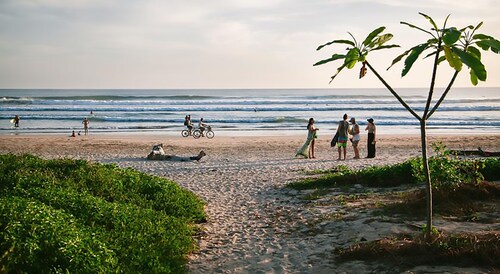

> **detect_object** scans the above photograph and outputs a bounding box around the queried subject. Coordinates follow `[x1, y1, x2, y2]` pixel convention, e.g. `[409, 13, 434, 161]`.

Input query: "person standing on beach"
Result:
[296, 118, 319, 159]
[336, 114, 349, 160]
[82, 117, 89, 135]
[365, 118, 376, 158]
[349, 117, 360, 159]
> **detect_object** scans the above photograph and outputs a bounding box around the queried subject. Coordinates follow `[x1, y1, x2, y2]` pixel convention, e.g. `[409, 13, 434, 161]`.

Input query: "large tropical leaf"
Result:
[442, 27, 461, 46]
[316, 40, 355, 51]
[363, 26, 385, 46]
[475, 38, 500, 53]
[473, 34, 493, 40]
[344, 48, 360, 69]
[452, 46, 487, 81]
[402, 43, 429, 76]
[313, 54, 346, 66]
[443, 46, 462, 71]
[470, 69, 479, 86]
[467, 46, 481, 60]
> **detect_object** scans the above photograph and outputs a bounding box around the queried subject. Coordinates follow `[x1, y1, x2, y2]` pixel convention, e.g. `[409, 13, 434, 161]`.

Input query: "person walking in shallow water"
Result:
[13, 115, 20, 127]
[82, 117, 89, 135]
[296, 118, 319, 159]
[366, 118, 376, 158]
[336, 114, 349, 160]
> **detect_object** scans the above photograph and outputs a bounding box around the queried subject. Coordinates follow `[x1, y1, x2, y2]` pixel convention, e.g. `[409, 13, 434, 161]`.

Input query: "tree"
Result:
[314, 13, 499, 240]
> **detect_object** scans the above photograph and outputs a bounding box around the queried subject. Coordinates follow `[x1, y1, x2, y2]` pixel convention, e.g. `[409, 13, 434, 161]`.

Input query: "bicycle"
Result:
[193, 125, 214, 139]
[181, 127, 194, 138]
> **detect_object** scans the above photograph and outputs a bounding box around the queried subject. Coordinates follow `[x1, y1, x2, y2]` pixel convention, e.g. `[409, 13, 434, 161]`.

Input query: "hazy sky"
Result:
[0, 0, 499, 89]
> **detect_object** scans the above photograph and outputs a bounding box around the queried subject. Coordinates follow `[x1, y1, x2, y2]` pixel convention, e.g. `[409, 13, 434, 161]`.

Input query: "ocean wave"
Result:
[2, 104, 498, 112]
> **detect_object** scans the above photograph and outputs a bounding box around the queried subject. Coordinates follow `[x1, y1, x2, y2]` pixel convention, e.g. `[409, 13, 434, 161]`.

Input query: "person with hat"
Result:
[365, 118, 376, 158]
[349, 117, 360, 159]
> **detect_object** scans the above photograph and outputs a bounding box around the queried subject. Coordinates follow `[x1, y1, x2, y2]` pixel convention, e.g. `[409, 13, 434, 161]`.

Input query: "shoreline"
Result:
[1, 134, 499, 272]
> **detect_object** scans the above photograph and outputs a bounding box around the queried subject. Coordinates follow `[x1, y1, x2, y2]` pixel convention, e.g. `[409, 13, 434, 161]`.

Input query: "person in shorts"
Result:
[349, 117, 361, 159]
[336, 113, 349, 160]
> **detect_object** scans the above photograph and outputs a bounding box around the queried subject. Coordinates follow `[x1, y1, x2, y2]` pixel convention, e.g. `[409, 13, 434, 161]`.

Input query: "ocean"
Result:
[1, 88, 499, 136]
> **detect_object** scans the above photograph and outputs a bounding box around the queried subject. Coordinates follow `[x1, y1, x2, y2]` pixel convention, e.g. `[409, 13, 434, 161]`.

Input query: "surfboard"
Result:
[10, 119, 15, 124]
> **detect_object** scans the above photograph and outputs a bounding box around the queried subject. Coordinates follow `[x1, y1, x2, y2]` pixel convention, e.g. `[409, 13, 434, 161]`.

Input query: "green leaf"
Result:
[401, 21, 434, 36]
[437, 55, 446, 65]
[459, 25, 474, 32]
[371, 44, 400, 52]
[402, 43, 429, 77]
[374, 34, 394, 47]
[452, 46, 487, 81]
[442, 28, 461, 46]
[419, 12, 439, 31]
[473, 22, 483, 31]
[344, 48, 360, 69]
[467, 46, 481, 59]
[443, 46, 462, 71]
[363, 26, 385, 46]
[329, 64, 347, 83]
[475, 38, 500, 53]
[473, 34, 493, 40]
[313, 54, 346, 66]
[387, 48, 412, 70]
[316, 40, 355, 51]
[470, 69, 478, 86]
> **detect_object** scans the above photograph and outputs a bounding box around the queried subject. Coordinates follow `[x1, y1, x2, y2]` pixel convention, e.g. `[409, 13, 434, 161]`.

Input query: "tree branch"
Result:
[365, 61, 422, 121]
[427, 70, 459, 119]
[423, 40, 442, 120]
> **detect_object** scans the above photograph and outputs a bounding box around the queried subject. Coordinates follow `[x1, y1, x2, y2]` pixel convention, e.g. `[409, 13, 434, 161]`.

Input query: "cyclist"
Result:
[198, 118, 207, 136]
[184, 115, 193, 132]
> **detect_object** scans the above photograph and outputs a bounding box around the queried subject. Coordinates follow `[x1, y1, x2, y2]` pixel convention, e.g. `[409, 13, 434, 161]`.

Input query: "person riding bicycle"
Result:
[198, 118, 207, 136]
[184, 115, 193, 131]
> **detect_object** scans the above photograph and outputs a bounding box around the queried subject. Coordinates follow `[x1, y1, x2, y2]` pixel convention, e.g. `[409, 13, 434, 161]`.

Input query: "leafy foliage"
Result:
[0, 154, 206, 273]
[390, 13, 500, 85]
[314, 27, 399, 82]
[288, 155, 499, 191]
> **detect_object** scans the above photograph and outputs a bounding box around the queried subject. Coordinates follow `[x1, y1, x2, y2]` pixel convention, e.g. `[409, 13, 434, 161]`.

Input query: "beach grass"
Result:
[0, 154, 206, 273]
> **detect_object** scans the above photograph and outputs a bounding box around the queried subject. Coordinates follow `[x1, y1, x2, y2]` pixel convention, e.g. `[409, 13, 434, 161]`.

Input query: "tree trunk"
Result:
[420, 119, 433, 241]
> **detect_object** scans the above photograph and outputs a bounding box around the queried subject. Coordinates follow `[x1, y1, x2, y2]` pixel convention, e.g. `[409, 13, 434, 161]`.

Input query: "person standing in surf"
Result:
[82, 117, 89, 135]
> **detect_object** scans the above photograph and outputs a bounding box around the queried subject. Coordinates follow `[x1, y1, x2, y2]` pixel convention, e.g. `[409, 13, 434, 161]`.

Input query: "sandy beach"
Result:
[1, 133, 499, 273]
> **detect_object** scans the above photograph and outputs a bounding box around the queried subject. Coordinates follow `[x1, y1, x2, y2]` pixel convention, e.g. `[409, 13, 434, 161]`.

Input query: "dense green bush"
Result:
[479, 157, 500, 181]
[289, 156, 499, 190]
[0, 154, 206, 273]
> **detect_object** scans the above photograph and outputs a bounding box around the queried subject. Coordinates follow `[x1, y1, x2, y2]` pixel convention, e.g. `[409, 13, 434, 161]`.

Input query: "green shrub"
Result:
[0, 154, 206, 273]
[479, 157, 500, 181]
[289, 155, 499, 191]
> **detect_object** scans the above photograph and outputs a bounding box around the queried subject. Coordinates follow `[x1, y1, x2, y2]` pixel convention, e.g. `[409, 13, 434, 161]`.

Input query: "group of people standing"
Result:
[296, 114, 376, 160]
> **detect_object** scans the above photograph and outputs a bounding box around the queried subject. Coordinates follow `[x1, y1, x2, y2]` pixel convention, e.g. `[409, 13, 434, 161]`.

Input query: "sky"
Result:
[0, 0, 499, 89]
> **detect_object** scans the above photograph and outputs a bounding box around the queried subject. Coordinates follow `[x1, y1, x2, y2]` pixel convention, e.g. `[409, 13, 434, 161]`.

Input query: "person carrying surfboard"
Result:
[13, 115, 20, 127]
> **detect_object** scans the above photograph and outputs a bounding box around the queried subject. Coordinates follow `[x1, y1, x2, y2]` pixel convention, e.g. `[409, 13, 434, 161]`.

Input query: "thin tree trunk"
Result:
[420, 119, 433, 240]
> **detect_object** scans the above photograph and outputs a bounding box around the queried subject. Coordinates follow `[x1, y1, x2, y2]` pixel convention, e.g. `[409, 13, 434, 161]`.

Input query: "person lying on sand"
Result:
[147, 144, 206, 161]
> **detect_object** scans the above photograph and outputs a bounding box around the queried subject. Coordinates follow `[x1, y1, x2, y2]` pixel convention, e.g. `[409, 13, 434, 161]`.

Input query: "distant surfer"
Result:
[13, 115, 20, 127]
